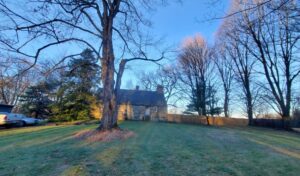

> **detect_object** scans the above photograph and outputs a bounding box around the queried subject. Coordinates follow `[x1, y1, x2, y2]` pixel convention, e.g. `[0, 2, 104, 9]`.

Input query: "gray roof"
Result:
[116, 89, 167, 107]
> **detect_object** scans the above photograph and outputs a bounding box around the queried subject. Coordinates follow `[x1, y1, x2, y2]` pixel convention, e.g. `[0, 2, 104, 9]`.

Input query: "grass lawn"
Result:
[0, 121, 300, 176]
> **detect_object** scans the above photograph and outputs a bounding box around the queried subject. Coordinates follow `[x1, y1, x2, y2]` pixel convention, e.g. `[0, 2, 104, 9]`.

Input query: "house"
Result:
[116, 85, 167, 121]
[97, 85, 167, 121]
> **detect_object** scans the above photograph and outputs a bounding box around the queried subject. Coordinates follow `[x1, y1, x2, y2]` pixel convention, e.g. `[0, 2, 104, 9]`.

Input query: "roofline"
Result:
[99, 88, 164, 94]
[118, 102, 167, 107]
[118, 88, 160, 93]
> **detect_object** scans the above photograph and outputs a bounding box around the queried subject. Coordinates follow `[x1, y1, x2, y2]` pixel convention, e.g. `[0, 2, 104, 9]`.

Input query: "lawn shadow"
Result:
[247, 137, 300, 160]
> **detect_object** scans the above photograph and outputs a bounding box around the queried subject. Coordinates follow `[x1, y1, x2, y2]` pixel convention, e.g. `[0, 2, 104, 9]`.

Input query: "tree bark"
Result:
[282, 108, 291, 130]
[98, 14, 117, 130]
[245, 76, 254, 126]
[246, 96, 254, 126]
[111, 59, 126, 126]
[206, 116, 210, 126]
[224, 88, 229, 117]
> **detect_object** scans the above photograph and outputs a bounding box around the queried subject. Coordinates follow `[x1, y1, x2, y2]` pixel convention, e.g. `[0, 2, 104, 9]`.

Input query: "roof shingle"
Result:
[116, 89, 167, 107]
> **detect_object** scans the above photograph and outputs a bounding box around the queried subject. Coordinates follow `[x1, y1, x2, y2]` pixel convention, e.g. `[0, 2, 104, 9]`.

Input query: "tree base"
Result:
[97, 122, 119, 131]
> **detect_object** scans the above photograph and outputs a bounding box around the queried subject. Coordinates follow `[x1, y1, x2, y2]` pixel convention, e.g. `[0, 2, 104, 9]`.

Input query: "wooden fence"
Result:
[161, 114, 300, 128]
[253, 118, 300, 128]
[161, 114, 248, 127]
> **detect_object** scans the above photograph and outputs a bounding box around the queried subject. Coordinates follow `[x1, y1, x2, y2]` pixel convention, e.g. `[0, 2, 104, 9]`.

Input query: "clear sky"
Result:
[151, 0, 229, 45]
[122, 0, 230, 88]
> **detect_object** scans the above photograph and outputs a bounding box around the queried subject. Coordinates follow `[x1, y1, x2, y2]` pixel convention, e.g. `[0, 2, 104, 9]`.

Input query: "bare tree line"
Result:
[139, 0, 299, 127]
[229, 0, 300, 127]
[0, 57, 39, 106]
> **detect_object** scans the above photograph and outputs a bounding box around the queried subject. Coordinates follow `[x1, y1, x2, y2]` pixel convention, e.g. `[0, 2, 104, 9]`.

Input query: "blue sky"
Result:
[2, 0, 229, 89]
[151, 0, 229, 45]
[122, 0, 230, 88]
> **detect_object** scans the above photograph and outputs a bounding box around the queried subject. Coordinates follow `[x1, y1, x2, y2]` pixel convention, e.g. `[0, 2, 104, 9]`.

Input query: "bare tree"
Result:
[0, 57, 37, 107]
[139, 66, 180, 106]
[139, 72, 157, 91]
[235, 0, 300, 127]
[207, 0, 297, 21]
[177, 34, 215, 125]
[0, 0, 168, 130]
[230, 37, 257, 125]
[216, 15, 259, 125]
[213, 42, 235, 117]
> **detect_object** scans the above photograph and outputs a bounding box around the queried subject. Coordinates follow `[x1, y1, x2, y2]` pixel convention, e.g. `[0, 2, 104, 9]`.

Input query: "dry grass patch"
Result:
[74, 128, 135, 142]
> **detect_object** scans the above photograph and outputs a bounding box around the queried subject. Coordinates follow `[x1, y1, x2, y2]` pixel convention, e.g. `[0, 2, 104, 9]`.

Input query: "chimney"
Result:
[135, 85, 139, 90]
[156, 85, 164, 94]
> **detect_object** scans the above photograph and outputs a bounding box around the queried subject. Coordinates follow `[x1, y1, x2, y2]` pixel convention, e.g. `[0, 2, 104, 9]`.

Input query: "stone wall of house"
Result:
[117, 103, 167, 121]
[117, 104, 133, 120]
[92, 103, 167, 121]
[155, 106, 167, 121]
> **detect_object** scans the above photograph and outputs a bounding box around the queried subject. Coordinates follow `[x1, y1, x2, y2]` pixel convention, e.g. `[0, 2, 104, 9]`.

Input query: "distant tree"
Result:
[139, 66, 180, 106]
[140, 72, 156, 91]
[19, 82, 53, 118]
[0, 58, 37, 106]
[217, 21, 258, 125]
[234, 0, 300, 127]
[214, 0, 299, 127]
[177, 34, 217, 125]
[213, 42, 235, 117]
[185, 82, 222, 117]
[206, 83, 222, 117]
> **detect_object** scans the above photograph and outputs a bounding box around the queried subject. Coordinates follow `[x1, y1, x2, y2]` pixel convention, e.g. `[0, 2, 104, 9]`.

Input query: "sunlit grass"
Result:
[0, 121, 299, 176]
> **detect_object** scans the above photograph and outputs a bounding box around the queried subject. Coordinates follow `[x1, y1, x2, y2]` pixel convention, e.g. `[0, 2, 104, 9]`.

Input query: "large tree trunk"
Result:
[98, 16, 117, 130]
[281, 82, 291, 129]
[99, 57, 116, 130]
[197, 108, 209, 126]
[201, 79, 206, 116]
[282, 70, 292, 129]
[245, 78, 254, 126]
[246, 97, 253, 126]
[111, 60, 126, 126]
[206, 116, 210, 126]
[224, 88, 229, 117]
[282, 106, 291, 130]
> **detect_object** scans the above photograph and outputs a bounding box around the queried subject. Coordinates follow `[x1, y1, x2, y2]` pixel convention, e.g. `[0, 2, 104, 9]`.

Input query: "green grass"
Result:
[0, 121, 300, 176]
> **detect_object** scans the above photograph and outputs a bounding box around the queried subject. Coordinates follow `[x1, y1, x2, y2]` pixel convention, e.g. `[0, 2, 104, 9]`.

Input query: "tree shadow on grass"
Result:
[0, 125, 94, 152]
[247, 138, 300, 160]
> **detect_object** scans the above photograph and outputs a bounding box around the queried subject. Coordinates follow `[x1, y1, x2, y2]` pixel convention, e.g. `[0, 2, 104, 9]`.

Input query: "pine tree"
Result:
[50, 49, 100, 121]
